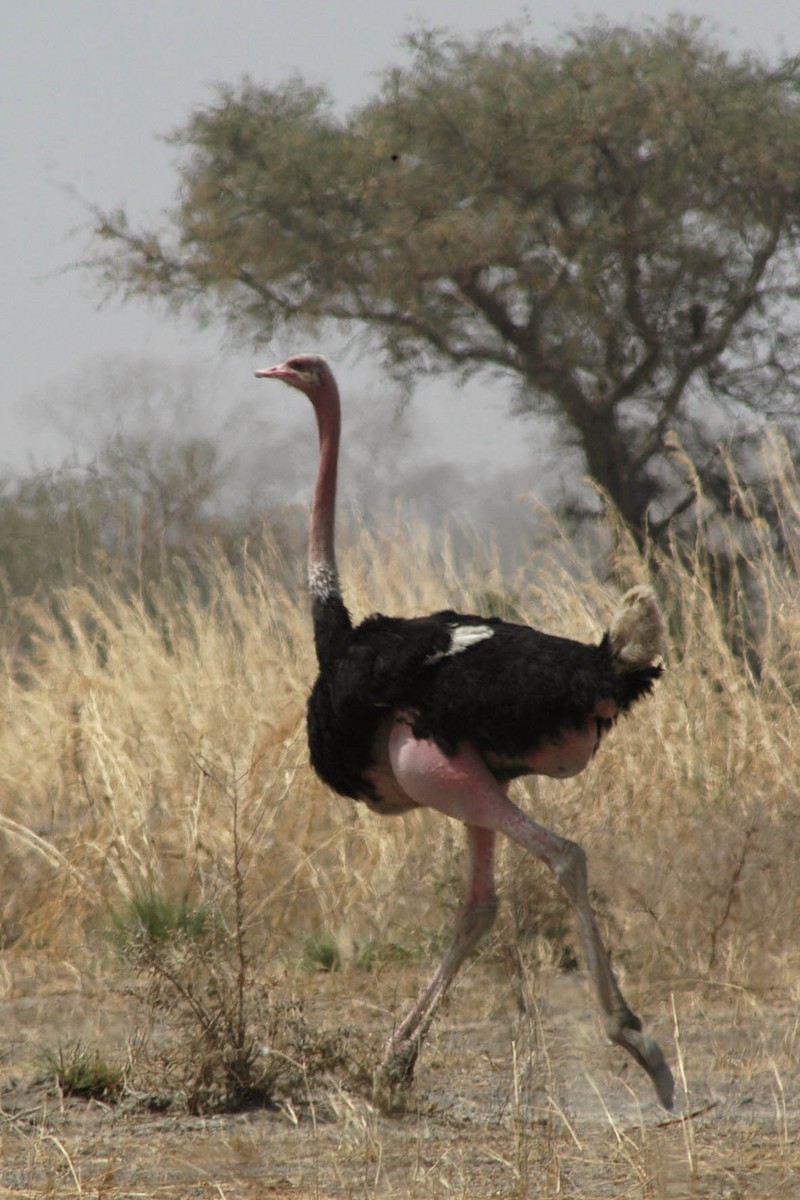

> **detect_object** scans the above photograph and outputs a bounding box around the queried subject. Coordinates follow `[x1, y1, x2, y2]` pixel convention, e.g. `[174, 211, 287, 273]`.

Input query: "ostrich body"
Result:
[255, 353, 674, 1109]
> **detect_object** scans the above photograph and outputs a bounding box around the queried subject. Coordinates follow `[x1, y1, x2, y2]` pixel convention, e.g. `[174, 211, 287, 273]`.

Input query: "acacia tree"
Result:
[92, 19, 800, 544]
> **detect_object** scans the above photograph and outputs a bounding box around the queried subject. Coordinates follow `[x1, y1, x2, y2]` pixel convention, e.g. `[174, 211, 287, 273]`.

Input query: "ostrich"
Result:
[255, 352, 674, 1109]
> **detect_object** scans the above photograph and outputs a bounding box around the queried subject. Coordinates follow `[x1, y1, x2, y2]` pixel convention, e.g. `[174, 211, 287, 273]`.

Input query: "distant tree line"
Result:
[0, 442, 307, 618]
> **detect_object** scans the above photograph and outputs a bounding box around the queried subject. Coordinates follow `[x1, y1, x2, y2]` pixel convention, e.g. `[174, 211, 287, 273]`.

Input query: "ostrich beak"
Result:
[255, 361, 309, 394]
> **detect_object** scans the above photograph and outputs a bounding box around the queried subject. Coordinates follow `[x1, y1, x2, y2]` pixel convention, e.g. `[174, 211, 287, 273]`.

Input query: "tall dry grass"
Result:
[0, 435, 797, 1002]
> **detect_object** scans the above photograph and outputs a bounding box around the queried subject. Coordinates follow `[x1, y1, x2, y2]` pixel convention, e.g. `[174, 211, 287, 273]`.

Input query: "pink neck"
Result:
[308, 374, 341, 599]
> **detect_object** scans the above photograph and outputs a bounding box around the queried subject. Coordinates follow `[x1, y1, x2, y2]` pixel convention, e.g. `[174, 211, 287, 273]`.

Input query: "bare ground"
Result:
[1, 954, 798, 1199]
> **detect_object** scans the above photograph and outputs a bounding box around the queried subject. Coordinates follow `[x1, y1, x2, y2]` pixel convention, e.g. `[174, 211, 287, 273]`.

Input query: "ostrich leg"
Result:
[378, 824, 498, 1086]
[548, 822, 674, 1106]
[387, 721, 675, 1109]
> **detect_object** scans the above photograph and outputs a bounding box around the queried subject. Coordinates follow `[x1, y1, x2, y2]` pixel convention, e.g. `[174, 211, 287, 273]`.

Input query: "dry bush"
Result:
[0, 438, 797, 1015]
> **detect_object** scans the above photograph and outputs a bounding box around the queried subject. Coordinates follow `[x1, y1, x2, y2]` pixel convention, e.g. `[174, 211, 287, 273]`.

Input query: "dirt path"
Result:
[1, 956, 797, 1198]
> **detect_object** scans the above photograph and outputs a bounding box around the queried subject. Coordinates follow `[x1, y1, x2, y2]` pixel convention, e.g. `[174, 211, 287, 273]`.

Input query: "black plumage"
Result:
[307, 598, 662, 802]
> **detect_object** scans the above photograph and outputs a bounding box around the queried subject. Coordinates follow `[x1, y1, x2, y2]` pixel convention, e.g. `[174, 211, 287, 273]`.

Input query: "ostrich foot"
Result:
[375, 1034, 420, 1090]
[609, 1015, 675, 1109]
[372, 1037, 422, 1109]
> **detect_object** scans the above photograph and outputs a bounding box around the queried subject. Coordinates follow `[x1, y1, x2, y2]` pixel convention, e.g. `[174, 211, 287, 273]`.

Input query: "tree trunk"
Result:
[571, 400, 654, 548]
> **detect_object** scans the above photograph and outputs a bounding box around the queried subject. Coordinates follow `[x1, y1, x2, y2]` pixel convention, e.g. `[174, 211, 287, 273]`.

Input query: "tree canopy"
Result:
[92, 18, 800, 544]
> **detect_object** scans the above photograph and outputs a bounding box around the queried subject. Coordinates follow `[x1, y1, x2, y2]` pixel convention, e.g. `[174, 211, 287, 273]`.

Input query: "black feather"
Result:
[307, 609, 661, 802]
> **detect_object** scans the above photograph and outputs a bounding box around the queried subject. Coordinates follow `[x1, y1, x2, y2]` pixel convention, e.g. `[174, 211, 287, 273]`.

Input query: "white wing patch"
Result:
[426, 623, 494, 664]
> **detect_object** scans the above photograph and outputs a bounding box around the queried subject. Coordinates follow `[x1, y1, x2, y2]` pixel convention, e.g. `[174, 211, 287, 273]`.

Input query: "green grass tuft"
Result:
[39, 1041, 125, 1102]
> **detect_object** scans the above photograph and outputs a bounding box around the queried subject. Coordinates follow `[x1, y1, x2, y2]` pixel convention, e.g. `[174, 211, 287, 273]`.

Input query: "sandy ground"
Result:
[1, 954, 798, 1198]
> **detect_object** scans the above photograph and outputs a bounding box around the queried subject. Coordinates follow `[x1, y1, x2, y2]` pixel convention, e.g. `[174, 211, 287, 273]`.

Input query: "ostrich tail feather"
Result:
[607, 585, 665, 670]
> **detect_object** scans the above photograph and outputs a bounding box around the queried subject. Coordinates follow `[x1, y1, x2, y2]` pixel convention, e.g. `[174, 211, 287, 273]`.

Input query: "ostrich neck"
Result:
[309, 380, 341, 601]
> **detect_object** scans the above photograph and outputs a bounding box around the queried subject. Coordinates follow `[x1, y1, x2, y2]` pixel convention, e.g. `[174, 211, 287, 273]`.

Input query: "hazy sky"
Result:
[3, 1, 799, 482]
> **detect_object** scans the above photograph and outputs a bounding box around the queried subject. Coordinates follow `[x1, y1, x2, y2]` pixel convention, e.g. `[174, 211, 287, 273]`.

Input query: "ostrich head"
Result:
[254, 352, 331, 396]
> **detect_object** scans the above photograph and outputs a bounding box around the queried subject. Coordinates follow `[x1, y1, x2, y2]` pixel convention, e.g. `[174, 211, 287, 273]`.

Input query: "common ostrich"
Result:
[255, 353, 674, 1109]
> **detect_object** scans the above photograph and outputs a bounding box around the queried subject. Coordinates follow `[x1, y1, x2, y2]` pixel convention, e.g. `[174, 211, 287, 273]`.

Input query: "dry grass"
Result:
[0, 436, 798, 1196]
